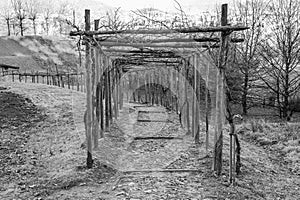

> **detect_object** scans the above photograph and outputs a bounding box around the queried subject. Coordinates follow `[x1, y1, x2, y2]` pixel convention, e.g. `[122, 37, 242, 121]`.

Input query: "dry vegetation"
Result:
[0, 82, 299, 199]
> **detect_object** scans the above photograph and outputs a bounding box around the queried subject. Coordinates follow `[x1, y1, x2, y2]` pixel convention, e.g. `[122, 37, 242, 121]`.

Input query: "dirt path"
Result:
[1, 81, 299, 200]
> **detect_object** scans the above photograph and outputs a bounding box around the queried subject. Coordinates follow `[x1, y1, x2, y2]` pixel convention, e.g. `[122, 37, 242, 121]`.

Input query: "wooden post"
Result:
[169, 67, 172, 109]
[85, 9, 93, 169]
[46, 69, 49, 85]
[128, 72, 132, 101]
[149, 70, 152, 105]
[105, 56, 110, 131]
[151, 69, 155, 105]
[99, 52, 104, 137]
[113, 61, 118, 119]
[194, 54, 200, 144]
[213, 4, 229, 175]
[119, 69, 124, 109]
[61, 74, 64, 88]
[68, 74, 70, 89]
[94, 47, 100, 149]
[205, 56, 210, 153]
[108, 59, 113, 122]
[136, 71, 140, 103]
[192, 56, 196, 137]
[144, 71, 148, 103]
[185, 61, 191, 134]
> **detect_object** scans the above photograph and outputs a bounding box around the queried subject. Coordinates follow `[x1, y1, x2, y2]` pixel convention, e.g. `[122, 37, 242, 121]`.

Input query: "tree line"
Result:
[229, 0, 300, 120]
[1, 0, 76, 36]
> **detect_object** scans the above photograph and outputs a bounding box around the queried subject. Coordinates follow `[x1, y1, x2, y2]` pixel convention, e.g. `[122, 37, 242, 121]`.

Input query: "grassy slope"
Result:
[0, 36, 80, 73]
[0, 81, 299, 199]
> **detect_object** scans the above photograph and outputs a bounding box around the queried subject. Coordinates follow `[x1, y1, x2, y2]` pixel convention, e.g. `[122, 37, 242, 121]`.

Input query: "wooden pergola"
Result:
[70, 4, 248, 184]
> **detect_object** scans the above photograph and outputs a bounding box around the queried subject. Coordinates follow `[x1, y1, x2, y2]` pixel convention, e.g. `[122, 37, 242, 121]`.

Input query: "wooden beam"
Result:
[213, 3, 229, 176]
[133, 136, 183, 140]
[85, 9, 93, 169]
[97, 41, 219, 49]
[70, 25, 249, 36]
[195, 54, 200, 144]
[94, 47, 99, 149]
[205, 56, 210, 153]
[98, 37, 244, 44]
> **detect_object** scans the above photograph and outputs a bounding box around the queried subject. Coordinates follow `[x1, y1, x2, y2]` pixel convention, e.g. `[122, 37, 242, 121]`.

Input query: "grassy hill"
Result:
[0, 36, 81, 73]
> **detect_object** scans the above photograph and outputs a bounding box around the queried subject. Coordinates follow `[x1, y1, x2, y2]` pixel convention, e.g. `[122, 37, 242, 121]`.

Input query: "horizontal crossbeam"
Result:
[70, 25, 248, 36]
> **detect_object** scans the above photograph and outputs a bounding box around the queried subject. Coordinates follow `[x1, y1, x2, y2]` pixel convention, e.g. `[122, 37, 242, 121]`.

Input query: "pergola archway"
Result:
[70, 4, 248, 183]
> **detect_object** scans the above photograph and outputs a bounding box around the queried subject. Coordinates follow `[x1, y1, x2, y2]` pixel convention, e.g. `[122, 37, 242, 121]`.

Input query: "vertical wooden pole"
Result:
[159, 69, 163, 106]
[113, 62, 118, 119]
[105, 56, 110, 131]
[108, 58, 113, 122]
[144, 71, 148, 103]
[84, 9, 93, 168]
[136, 71, 140, 103]
[185, 61, 191, 134]
[205, 56, 210, 153]
[151, 69, 155, 105]
[213, 4, 229, 175]
[169, 67, 173, 109]
[192, 56, 196, 137]
[46, 69, 49, 85]
[128, 72, 131, 101]
[94, 47, 100, 149]
[119, 67, 123, 110]
[99, 52, 104, 137]
[149, 70, 152, 105]
[195, 54, 200, 144]
[116, 66, 119, 116]
[68, 74, 70, 89]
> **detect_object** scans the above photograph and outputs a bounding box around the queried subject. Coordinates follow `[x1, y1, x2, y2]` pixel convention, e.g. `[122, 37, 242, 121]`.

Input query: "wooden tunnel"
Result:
[70, 4, 248, 183]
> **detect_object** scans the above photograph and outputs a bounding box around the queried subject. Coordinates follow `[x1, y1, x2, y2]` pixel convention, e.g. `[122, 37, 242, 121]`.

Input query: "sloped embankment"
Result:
[0, 36, 80, 73]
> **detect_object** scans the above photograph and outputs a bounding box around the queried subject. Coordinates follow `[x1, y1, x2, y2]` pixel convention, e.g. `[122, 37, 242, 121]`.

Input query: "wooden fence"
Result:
[3, 71, 86, 92]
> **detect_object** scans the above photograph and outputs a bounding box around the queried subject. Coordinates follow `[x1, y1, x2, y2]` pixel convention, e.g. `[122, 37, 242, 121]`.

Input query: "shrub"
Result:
[289, 98, 300, 112]
[250, 119, 266, 132]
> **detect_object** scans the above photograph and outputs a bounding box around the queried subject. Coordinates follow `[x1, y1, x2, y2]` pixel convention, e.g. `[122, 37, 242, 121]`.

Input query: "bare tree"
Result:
[54, 1, 72, 35]
[101, 7, 132, 31]
[11, 0, 26, 36]
[232, 0, 268, 115]
[41, 1, 53, 35]
[26, 0, 40, 35]
[259, 0, 300, 120]
[1, 1, 13, 36]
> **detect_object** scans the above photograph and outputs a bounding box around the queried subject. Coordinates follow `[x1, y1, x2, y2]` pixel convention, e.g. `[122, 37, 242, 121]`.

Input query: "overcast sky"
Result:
[98, 0, 234, 13]
[101, 0, 233, 9]
[0, 0, 236, 16]
[68, 0, 236, 15]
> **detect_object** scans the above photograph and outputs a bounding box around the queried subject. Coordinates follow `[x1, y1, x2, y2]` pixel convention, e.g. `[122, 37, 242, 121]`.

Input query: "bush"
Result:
[289, 98, 300, 112]
[250, 119, 266, 132]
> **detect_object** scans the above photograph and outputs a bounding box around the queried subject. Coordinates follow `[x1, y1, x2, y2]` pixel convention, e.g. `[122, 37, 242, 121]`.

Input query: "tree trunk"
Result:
[45, 18, 49, 35]
[282, 69, 289, 119]
[276, 77, 282, 118]
[33, 19, 36, 35]
[6, 19, 11, 36]
[20, 18, 24, 36]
